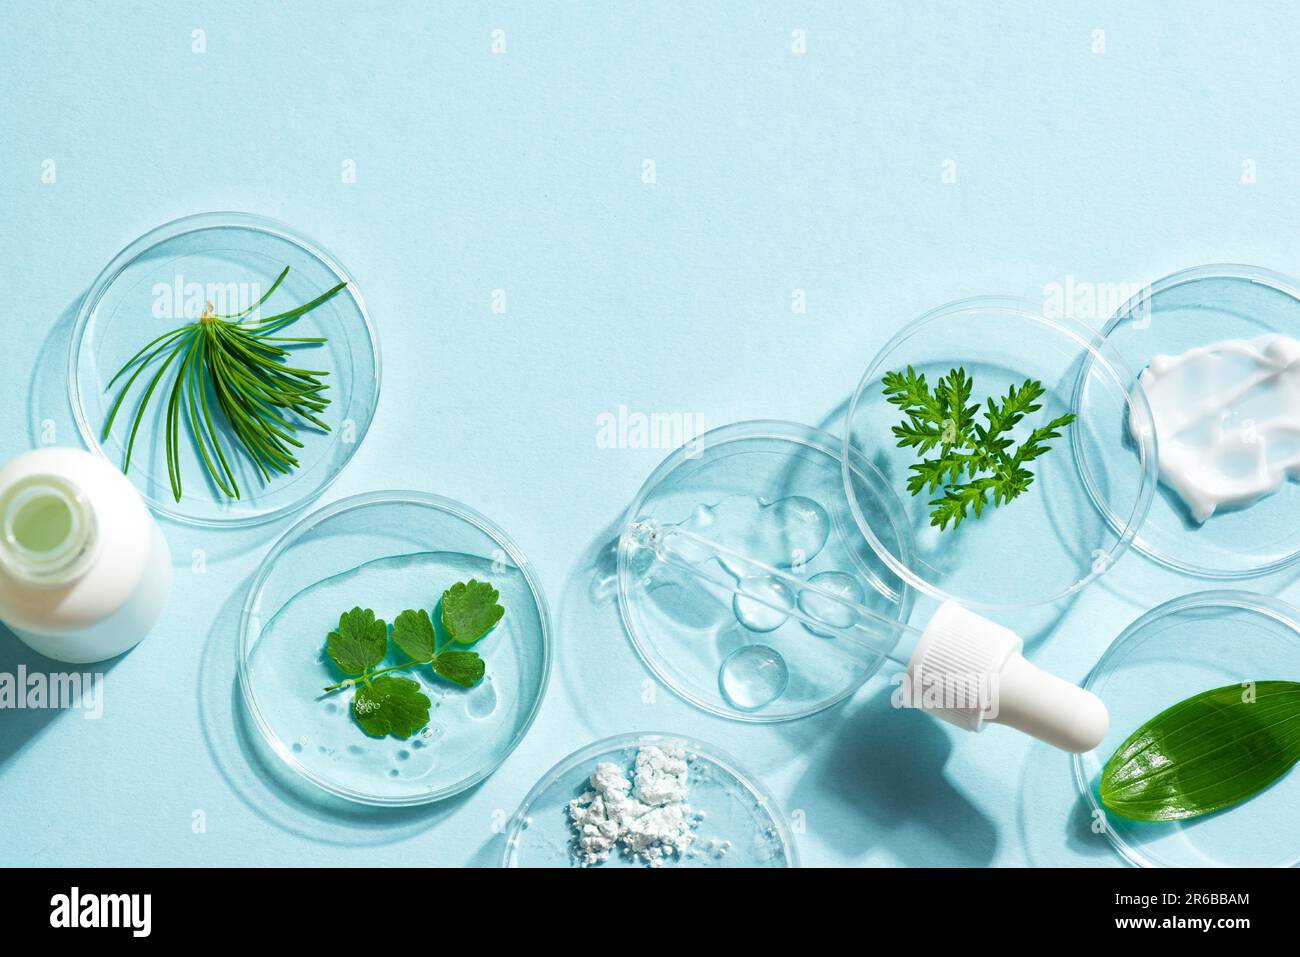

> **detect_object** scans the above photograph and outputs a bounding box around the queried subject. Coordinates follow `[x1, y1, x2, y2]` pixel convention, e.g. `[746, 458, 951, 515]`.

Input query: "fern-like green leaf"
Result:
[883, 368, 1075, 531]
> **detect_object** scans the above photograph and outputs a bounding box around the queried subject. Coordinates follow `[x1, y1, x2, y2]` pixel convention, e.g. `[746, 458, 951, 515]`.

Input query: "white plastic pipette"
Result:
[626, 518, 1108, 752]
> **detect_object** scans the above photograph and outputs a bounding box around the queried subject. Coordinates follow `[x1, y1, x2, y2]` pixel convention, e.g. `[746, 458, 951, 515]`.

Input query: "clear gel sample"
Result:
[679, 494, 831, 576]
[732, 575, 795, 632]
[797, 570, 866, 638]
[719, 645, 790, 712]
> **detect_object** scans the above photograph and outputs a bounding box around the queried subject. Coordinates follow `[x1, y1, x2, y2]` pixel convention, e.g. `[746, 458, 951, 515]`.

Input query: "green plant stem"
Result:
[321, 636, 469, 693]
[322, 658, 428, 693]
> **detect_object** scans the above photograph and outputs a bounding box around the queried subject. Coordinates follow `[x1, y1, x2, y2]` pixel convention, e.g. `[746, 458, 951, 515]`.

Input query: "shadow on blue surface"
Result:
[1011, 736, 1117, 867]
[0, 622, 127, 769]
[1065, 790, 1118, 861]
[788, 684, 999, 866]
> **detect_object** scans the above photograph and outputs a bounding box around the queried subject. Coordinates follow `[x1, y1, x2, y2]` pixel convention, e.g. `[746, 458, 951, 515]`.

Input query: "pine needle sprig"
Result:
[101, 266, 344, 502]
[882, 365, 1076, 531]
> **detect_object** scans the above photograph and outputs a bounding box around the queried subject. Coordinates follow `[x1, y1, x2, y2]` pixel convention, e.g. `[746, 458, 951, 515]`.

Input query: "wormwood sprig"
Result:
[882, 366, 1076, 530]
[322, 580, 505, 739]
[100, 266, 344, 502]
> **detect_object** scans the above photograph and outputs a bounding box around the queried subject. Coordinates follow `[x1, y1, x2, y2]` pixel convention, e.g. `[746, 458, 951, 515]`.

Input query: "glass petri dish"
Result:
[1074, 590, 1300, 867]
[69, 212, 380, 527]
[501, 732, 797, 868]
[238, 491, 551, 806]
[1093, 265, 1300, 577]
[617, 420, 914, 722]
[845, 297, 1157, 611]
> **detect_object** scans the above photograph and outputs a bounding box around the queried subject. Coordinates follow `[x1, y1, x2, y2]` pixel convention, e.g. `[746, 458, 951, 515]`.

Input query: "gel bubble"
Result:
[680, 495, 831, 577]
[732, 576, 794, 632]
[797, 571, 865, 638]
[718, 645, 790, 712]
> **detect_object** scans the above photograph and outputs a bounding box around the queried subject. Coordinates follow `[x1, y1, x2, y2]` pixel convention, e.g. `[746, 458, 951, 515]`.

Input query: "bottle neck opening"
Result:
[0, 475, 98, 584]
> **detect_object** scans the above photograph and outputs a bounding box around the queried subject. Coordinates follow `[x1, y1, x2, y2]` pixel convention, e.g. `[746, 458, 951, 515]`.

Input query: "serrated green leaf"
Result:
[432, 650, 486, 689]
[326, 607, 387, 675]
[441, 579, 504, 646]
[882, 367, 1074, 532]
[391, 607, 436, 661]
[352, 675, 431, 738]
[1100, 681, 1300, 822]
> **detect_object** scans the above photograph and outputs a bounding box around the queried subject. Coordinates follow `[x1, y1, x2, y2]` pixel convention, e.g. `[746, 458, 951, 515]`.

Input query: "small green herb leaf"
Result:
[432, 650, 486, 689]
[327, 607, 388, 675]
[441, 579, 504, 645]
[1100, 681, 1300, 822]
[351, 675, 431, 739]
[391, 608, 437, 661]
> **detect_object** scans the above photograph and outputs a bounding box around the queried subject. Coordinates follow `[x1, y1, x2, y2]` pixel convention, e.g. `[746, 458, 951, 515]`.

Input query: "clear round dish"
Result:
[237, 490, 551, 806]
[70, 212, 380, 527]
[1094, 265, 1300, 577]
[845, 297, 1157, 610]
[501, 732, 798, 868]
[1074, 590, 1300, 867]
[617, 420, 914, 722]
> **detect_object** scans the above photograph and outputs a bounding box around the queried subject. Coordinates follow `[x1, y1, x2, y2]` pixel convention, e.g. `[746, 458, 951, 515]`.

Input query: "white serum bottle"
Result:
[0, 447, 171, 663]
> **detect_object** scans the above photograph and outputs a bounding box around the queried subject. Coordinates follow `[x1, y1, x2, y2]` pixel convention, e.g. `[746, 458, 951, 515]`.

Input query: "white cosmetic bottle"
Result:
[0, 448, 171, 664]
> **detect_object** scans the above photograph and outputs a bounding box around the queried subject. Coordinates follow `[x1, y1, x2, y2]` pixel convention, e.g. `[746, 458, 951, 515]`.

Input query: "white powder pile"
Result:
[568, 745, 695, 866]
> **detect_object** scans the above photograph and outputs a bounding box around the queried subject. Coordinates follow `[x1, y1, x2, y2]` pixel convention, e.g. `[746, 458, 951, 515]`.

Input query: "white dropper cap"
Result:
[904, 601, 1108, 753]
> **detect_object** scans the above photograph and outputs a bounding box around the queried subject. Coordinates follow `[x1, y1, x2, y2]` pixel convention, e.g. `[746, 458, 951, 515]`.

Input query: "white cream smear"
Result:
[1134, 334, 1300, 522]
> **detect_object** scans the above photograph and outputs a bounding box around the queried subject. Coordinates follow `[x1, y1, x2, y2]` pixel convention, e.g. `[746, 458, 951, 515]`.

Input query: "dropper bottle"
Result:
[628, 518, 1108, 752]
[0, 448, 171, 663]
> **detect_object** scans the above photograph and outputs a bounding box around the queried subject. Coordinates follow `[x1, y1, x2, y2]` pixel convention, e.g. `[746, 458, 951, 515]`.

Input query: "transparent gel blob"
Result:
[465, 678, 498, 720]
[680, 495, 830, 576]
[732, 576, 794, 632]
[797, 571, 866, 638]
[718, 645, 790, 712]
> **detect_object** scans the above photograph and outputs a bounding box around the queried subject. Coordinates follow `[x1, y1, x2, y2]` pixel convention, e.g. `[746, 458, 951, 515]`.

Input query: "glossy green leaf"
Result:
[326, 607, 387, 675]
[1100, 681, 1300, 822]
[432, 650, 486, 689]
[352, 675, 431, 739]
[441, 579, 504, 645]
[391, 608, 437, 661]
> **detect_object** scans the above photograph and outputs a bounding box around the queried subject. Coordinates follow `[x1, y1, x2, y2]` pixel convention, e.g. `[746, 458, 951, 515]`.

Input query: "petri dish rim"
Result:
[67, 210, 382, 529]
[1093, 263, 1300, 578]
[237, 489, 553, 807]
[499, 730, 799, 868]
[1071, 589, 1300, 868]
[843, 295, 1158, 611]
[617, 418, 916, 724]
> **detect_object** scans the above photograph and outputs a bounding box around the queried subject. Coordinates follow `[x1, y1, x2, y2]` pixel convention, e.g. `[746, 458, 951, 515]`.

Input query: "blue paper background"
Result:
[3, 1, 1300, 867]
